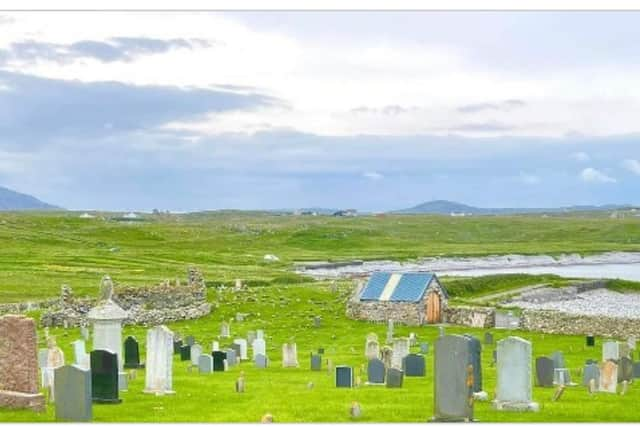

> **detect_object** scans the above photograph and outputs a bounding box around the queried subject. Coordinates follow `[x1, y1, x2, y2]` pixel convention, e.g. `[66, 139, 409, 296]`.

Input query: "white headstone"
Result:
[282, 343, 299, 368]
[603, 341, 619, 361]
[143, 325, 175, 395]
[190, 344, 203, 366]
[220, 322, 230, 338]
[252, 338, 266, 360]
[494, 336, 538, 412]
[72, 339, 90, 370]
[233, 338, 249, 360]
[212, 341, 220, 352]
[391, 338, 409, 370]
[257, 330, 265, 340]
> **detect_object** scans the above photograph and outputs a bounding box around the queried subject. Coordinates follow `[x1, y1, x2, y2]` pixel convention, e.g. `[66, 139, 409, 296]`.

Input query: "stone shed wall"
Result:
[520, 309, 640, 338]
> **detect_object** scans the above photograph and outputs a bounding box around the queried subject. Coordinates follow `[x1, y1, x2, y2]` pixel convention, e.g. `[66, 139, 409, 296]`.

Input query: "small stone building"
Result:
[346, 272, 448, 326]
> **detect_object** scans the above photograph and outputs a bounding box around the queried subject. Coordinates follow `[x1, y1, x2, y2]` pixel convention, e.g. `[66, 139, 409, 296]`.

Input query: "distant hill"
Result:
[393, 199, 637, 215]
[0, 186, 60, 210]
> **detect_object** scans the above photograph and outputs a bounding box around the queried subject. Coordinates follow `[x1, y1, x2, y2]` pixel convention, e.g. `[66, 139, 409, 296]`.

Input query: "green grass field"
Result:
[1, 211, 640, 422]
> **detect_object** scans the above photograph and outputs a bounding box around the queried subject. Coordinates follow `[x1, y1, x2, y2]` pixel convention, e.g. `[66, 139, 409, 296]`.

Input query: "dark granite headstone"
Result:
[386, 368, 404, 388]
[173, 340, 183, 355]
[586, 335, 595, 347]
[433, 335, 473, 422]
[403, 354, 426, 377]
[124, 336, 144, 369]
[212, 351, 226, 371]
[54, 365, 92, 421]
[535, 356, 554, 387]
[618, 356, 633, 383]
[180, 345, 191, 361]
[464, 334, 482, 392]
[311, 354, 322, 371]
[336, 366, 353, 388]
[90, 350, 120, 403]
[367, 358, 385, 384]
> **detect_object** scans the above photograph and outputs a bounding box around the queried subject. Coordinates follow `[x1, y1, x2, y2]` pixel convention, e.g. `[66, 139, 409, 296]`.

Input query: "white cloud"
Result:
[519, 172, 540, 185]
[580, 167, 617, 183]
[622, 159, 640, 175]
[570, 151, 590, 162]
[363, 171, 384, 180]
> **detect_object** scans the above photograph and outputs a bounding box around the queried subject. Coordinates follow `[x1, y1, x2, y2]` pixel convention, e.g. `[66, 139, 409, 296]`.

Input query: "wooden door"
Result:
[426, 292, 441, 324]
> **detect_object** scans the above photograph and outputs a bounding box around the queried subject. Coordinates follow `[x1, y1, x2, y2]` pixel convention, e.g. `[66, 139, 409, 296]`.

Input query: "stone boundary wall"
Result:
[520, 309, 640, 338]
[444, 306, 496, 328]
[36, 267, 211, 327]
[0, 300, 58, 316]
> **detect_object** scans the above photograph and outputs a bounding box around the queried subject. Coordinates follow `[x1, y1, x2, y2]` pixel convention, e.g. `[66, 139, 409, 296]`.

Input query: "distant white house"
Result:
[79, 212, 95, 219]
[450, 212, 471, 217]
[123, 212, 139, 219]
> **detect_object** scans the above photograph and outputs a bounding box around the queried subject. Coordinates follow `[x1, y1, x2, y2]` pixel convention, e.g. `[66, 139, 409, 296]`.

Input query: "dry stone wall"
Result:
[520, 309, 640, 338]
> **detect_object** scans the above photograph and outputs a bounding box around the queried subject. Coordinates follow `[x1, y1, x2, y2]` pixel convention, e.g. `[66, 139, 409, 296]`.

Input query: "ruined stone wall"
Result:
[444, 305, 496, 328]
[520, 309, 640, 338]
[39, 267, 211, 327]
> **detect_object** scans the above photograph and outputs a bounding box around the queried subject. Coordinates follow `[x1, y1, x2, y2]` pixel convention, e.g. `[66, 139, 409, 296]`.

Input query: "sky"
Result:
[1, 11, 639, 211]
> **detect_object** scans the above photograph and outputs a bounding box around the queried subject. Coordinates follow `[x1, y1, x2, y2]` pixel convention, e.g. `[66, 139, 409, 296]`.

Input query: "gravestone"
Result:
[199, 354, 213, 374]
[484, 332, 494, 345]
[535, 357, 554, 387]
[211, 341, 219, 352]
[494, 336, 538, 412]
[603, 341, 619, 362]
[212, 351, 227, 371]
[599, 360, 618, 393]
[226, 349, 238, 367]
[409, 332, 417, 346]
[252, 338, 266, 360]
[257, 329, 265, 340]
[386, 368, 404, 388]
[381, 346, 394, 369]
[282, 343, 299, 368]
[620, 342, 632, 359]
[173, 340, 183, 355]
[336, 366, 353, 388]
[255, 354, 268, 369]
[553, 368, 570, 386]
[231, 343, 242, 360]
[180, 345, 191, 362]
[551, 351, 571, 383]
[220, 322, 230, 338]
[0, 315, 45, 411]
[90, 350, 121, 403]
[54, 365, 92, 422]
[124, 336, 144, 369]
[631, 361, 640, 379]
[191, 344, 203, 367]
[386, 320, 394, 344]
[43, 337, 65, 402]
[143, 325, 174, 395]
[365, 333, 380, 360]
[582, 363, 600, 388]
[391, 338, 410, 370]
[618, 356, 633, 383]
[318, 348, 325, 355]
[73, 339, 90, 370]
[403, 354, 426, 377]
[233, 338, 248, 360]
[87, 276, 128, 391]
[311, 354, 322, 371]
[38, 349, 49, 387]
[433, 335, 474, 422]
[185, 336, 195, 347]
[367, 358, 385, 384]
[586, 335, 595, 347]
[464, 334, 483, 392]
[420, 342, 429, 354]
[314, 316, 322, 328]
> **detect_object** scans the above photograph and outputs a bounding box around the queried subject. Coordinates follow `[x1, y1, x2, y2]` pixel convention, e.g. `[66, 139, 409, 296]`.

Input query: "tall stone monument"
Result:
[144, 325, 175, 395]
[87, 275, 129, 391]
[0, 315, 45, 411]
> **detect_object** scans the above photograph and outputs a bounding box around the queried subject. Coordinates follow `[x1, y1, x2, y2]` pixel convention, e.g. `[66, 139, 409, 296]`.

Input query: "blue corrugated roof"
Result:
[359, 272, 436, 302]
[359, 272, 391, 300]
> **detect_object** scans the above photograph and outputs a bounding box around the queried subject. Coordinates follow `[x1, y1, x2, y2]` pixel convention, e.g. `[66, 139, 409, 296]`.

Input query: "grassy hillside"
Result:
[1, 211, 639, 302]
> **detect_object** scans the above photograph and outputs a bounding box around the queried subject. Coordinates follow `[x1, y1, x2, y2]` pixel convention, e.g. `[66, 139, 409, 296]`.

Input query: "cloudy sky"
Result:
[1, 11, 639, 211]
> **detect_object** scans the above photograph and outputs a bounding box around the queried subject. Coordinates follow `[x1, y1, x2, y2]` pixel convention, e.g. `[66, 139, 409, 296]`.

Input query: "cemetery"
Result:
[1, 212, 640, 421]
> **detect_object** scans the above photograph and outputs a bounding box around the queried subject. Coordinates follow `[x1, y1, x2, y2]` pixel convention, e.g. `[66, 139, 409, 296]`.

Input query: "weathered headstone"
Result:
[484, 332, 494, 345]
[582, 363, 600, 389]
[409, 332, 417, 346]
[282, 343, 299, 368]
[198, 354, 213, 374]
[386, 368, 404, 388]
[618, 356, 633, 383]
[386, 319, 394, 344]
[87, 276, 128, 391]
[551, 351, 566, 369]
[313, 316, 322, 328]
[367, 358, 385, 384]
[599, 360, 618, 393]
[43, 337, 65, 402]
[72, 339, 90, 370]
[143, 325, 174, 395]
[255, 354, 268, 369]
[403, 354, 426, 377]
[124, 336, 144, 369]
[619, 342, 632, 359]
[433, 335, 473, 422]
[180, 345, 191, 362]
[438, 326, 445, 337]
[419, 343, 429, 355]
[336, 366, 353, 388]
[391, 338, 410, 370]
[252, 338, 266, 360]
[212, 351, 227, 371]
[54, 365, 92, 422]
[226, 349, 238, 367]
[553, 368, 570, 386]
[220, 321, 230, 338]
[535, 357, 554, 387]
[233, 338, 248, 360]
[90, 349, 121, 403]
[256, 329, 265, 340]
[586, 335, 595, 347]
[464, 334, 483, 392]
[365, 333, 380, 360]
[0, 315, 45, 411]
[494, 337, 538, 412]
[185, 335, 195, 347]
[311, 353, 322, 371]
[190, 344, 203, 367]
[211, 341, 219, 352]
[603, 341, 619, 362]
[381, 346, 393, 369]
